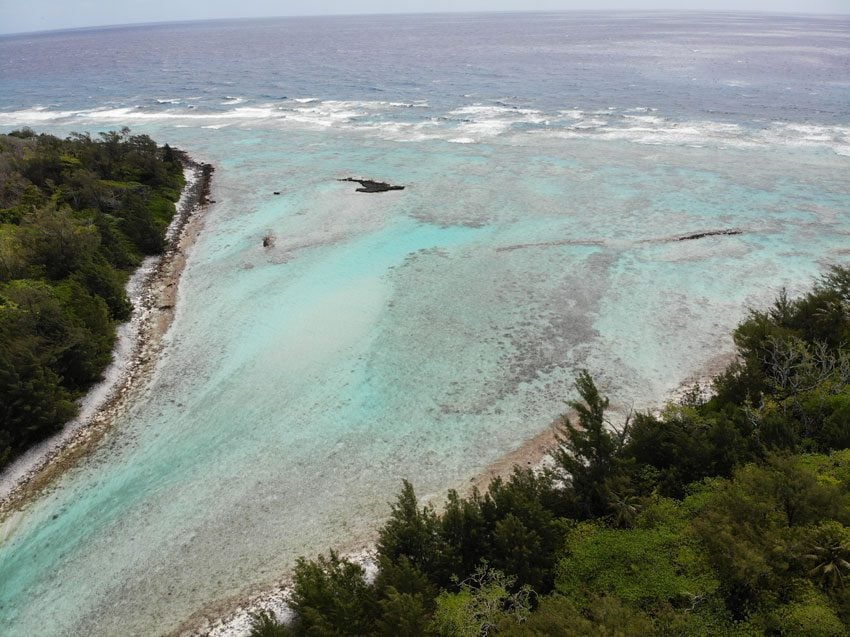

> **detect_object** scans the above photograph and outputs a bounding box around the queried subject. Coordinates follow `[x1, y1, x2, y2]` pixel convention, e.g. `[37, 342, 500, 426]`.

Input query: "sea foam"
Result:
[3, 102, 846, 155]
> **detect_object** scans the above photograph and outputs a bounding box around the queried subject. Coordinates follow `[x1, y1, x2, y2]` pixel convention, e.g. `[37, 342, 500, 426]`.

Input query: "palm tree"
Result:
[804, 534, 850, 590]
[607, 491, 642, 529]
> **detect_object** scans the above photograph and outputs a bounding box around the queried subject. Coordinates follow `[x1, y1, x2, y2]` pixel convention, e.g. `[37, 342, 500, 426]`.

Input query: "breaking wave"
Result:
[1, 100, 848, 156]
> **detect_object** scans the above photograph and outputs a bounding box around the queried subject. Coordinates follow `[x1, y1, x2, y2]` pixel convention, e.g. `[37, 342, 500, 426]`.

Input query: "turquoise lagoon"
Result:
[0, 12, 849, 635]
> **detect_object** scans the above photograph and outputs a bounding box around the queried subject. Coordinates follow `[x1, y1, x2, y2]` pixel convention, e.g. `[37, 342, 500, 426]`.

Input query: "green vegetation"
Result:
[251, 269, 850, 636]
[0, 127, 185, 468]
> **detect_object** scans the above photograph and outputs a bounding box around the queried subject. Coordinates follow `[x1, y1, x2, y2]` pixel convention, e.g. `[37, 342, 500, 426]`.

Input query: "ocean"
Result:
[0, 11, 848, 635]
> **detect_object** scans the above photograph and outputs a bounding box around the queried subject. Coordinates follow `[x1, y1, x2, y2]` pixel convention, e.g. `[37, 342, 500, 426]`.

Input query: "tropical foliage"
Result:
[252, 269, 850, 636]
[0, 128, 184, 467]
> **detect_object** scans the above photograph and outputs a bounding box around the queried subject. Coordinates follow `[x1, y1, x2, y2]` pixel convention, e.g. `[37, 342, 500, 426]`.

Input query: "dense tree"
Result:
[555, 519, 717, 612]
[287, 551, 379, 636]
[252, 271, 850, 636]
[551, 370, 627, 518]
[438, 489, 488, 583]
[377, 480, 446, 586]
[499, 593, 655, 637]
[0, 130, 184, 467]
[692, 455, 846, 617]
[623, 405, 754, 497]
[375, 588, 429, 637]
[479, 469, 567, 593]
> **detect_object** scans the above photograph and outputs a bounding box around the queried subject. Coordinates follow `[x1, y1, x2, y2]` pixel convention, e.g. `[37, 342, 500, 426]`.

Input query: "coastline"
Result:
[0, 154, 214, 519]
[0, 140, 742, 634]
[189, 351, 740, 637]
[185, 427, 563, 636]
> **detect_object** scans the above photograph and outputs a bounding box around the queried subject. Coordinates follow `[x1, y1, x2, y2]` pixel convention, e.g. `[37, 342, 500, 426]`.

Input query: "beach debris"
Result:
[338, 177, 405, 193]
[273, 191, 280, 195]
[678, 229, 742, 241]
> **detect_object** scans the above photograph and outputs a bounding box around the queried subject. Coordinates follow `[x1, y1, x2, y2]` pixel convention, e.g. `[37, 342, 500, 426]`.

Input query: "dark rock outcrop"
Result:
[678, 229, 742, 241]
[338, 177, 404, 193]
[197, 163, 214, 206]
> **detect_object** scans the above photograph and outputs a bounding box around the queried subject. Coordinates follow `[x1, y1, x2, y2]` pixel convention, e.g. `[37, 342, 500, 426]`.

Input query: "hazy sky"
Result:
[2, 0, 848, 35]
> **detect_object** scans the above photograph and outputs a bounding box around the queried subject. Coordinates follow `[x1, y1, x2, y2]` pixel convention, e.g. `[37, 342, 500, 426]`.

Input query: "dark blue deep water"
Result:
[2, 12, 849, 128]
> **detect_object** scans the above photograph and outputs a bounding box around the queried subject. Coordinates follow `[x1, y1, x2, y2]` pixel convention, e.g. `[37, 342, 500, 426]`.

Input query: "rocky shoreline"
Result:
[0, 154, 214, 518]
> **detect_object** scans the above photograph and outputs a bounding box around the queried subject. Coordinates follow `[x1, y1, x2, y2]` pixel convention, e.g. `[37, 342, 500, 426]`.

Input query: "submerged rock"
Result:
[338, 177, 405, 193]
[678, 229, 742, 241]
[262, 234, 275, 248]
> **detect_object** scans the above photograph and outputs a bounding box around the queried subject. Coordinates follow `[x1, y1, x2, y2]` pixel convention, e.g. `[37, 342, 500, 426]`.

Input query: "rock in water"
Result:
[338, 177, 405, 193]
[678, 229, 742, 241]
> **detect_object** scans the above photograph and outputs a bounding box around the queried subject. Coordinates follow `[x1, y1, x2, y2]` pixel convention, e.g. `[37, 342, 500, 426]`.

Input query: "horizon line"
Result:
[2, 8, 848, 38]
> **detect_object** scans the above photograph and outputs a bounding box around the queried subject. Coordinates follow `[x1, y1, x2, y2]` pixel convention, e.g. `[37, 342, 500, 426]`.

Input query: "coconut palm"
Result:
[804, 534, 850, 590]
[606, 491, 643, 529]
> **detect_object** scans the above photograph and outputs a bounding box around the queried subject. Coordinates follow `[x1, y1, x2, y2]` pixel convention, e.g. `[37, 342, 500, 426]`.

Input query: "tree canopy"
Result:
[251, 270, 850, 636]
[0, 128, 184, 467]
